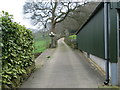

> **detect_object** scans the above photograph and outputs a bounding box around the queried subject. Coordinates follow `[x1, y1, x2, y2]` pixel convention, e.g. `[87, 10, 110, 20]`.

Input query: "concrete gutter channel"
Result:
[75, 50, 105, 83]
[80, 52, 120, 88]
[76, 50, 108, 85]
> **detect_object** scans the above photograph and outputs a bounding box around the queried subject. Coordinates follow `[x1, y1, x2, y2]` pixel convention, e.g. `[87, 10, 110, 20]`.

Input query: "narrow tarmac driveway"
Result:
[21, 38, 103, 88]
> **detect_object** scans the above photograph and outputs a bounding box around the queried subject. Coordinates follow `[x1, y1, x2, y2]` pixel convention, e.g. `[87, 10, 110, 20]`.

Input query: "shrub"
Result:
[0, 11, 35, 88]
[64, 35, 77, 49]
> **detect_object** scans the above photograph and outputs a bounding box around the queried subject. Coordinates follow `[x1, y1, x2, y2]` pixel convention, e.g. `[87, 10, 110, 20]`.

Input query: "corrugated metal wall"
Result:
[77, 2, 120, 63]
[110, 9, 117, 62]
[109, 3, 118, 63]
[77, 6, 105, 59]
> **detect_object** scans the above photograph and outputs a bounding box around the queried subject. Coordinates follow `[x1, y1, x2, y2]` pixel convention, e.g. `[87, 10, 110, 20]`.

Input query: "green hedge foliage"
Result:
[0, 11, 34, 88]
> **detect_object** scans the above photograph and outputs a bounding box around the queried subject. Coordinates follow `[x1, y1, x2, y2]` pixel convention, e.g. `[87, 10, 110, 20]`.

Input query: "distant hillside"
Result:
[55, 2, 99, 35]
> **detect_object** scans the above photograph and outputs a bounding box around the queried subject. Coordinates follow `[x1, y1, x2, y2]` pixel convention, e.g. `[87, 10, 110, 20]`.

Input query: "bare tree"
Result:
[23, 0, 83, 48]
[55, 2, 99, 36]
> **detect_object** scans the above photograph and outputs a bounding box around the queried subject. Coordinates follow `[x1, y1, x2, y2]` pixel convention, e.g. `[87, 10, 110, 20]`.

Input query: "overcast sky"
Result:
[0, 0, 35, 29]
[0, 0, 96, 29]
[1, 0, 113, 30]
[0, 0, 84, 30]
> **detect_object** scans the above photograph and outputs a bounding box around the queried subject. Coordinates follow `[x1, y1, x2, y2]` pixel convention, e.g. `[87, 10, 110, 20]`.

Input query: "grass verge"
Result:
[33, 37, 50, 58]
[69, 35, 76, 39]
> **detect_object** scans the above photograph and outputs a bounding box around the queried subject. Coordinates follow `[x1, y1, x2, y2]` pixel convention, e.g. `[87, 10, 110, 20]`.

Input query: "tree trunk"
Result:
[50, 24, 57, 48]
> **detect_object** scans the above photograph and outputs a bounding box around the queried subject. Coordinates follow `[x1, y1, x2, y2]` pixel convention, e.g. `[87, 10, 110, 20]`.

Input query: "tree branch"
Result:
[56, 11, 69, 23]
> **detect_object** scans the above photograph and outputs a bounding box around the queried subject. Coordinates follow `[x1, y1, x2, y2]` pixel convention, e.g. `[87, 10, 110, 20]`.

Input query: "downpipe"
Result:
[104, 1, 110, 85]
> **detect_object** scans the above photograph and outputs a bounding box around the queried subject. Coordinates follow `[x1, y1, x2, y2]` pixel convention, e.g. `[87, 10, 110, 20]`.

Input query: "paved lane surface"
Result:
[21, 38, 103, 88]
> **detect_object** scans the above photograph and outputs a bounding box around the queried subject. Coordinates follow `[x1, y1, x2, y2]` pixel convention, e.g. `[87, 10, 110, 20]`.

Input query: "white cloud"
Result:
[0, 0, 34, 29]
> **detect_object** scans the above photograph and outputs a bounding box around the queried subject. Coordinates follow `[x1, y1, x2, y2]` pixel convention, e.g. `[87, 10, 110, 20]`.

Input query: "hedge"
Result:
[0, 11, 35, 88]
[64, 35, 77, 49]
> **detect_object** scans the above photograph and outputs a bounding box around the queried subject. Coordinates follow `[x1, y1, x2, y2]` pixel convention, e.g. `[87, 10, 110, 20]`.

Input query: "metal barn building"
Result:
[76, 2, 120, 86]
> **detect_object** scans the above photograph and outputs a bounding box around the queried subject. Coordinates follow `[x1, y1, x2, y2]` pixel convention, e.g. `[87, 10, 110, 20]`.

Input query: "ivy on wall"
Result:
[0, 11, 35, 88]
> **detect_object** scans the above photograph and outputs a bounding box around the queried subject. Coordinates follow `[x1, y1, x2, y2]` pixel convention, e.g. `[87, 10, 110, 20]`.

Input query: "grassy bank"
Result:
[33, 31, 51, 58]
[34, 38, 50, 54]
